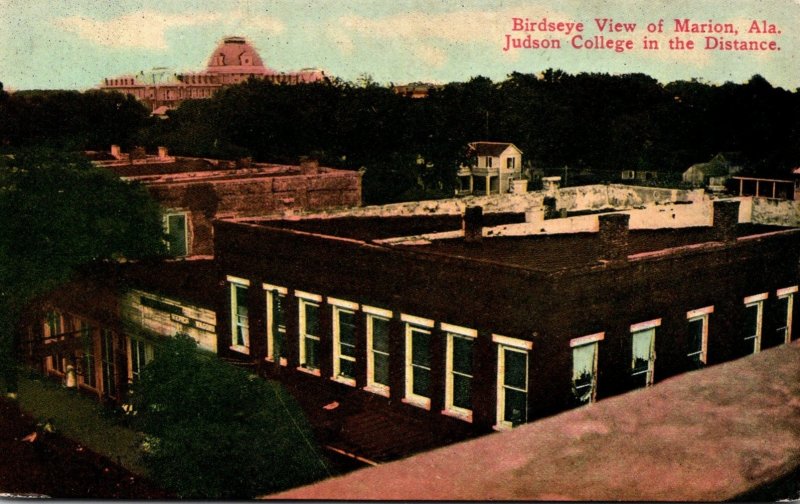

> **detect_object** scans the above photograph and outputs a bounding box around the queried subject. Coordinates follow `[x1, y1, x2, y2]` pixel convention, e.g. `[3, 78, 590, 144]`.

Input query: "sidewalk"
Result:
[11, 372, 145, 475]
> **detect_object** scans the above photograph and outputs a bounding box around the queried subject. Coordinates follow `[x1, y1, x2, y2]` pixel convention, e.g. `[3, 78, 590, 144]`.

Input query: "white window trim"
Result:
[630, 318, 662, 333]
[365, 312, 392, 397]
[264, 283, 288, 366]
[127, 337, 154, 382]
[328, 297, 359, 310]
[492, 334, 533, 350]
[443, 325, 477, 422]
[403, 322, 432, 409]
[332, 304, 358, 386]
[777, 287, 796, 344]
[229, 281, 250, 354]
[163, 211, 189, 256]
[400, 313, 434, 328]
[226, 275, 250, 286]
[298, 296, 322, 375]
[686, 309, 711, 365]
[744, 295, 766, 353]
[296, 290, 323, 302]
[569, 332, 605, 348]
[495, 343, 529, 430]
[363, 305, 392, 318]
[744, 292, 768, 304]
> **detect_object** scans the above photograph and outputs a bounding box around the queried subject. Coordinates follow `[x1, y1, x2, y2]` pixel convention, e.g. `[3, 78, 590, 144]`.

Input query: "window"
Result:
[621, 170, 635, 180]
[486, 156, 493, 168]
[330, 298, 359, 385]
[228, 276, 250, 353]
[365, 306, 392, 396]
[402, 314, 434, 409]
[506, 157, 515, 169]
[570, 332, 604, 405]
[777, 286, 797, 344]
[494, 334, 531, 429]
[687, 306, 713, 368]
[631, 319, 660, 388]
[264, 284, 288, 365]
[164, 212, 188, 257]
[744, 293, 767, 354]
[297, 291, 322, 374]
[443, 323, 476, 420]
[101, 329, 116, 398]
[79, 321, 96, 388]
[128, 338, 154, 382]
[44, 311, 66, 373]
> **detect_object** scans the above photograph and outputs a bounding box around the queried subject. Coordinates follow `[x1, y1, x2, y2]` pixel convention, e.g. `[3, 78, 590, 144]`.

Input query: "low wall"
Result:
[272, 343, 800, 501]
[751, 197, 800, 226]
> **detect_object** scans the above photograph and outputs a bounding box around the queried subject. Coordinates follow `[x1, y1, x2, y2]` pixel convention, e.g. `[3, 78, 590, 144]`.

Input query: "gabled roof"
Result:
[685, 153, 731, 178]
[468, 141, 522, 157]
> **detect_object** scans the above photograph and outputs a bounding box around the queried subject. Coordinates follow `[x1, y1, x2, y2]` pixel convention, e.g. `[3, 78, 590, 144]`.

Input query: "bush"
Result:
[130, 335, 330, 498]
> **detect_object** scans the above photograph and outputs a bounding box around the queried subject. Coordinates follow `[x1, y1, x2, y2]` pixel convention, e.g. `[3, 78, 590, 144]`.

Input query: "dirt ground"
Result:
[0, 397, 171, 499]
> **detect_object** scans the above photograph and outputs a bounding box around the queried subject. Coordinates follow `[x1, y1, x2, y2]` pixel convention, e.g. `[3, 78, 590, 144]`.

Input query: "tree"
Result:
[130, 334, 330, 498]
[0, 148, 167, 395]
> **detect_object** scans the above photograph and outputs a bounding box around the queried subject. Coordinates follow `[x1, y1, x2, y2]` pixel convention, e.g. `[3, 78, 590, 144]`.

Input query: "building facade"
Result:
[100, 36, 327, 112]
[213, 200, 800, 433]
[457, 142, 524, 195]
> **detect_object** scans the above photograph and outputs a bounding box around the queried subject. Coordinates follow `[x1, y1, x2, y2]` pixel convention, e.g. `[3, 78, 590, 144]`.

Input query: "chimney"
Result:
[712, 200, 740, 242]
[157, 146, 168, 159]
[236, 157, 252, 169]
[541, 176, 561, 195]
[598, 213, 630, 261]
[110, 144, 121, 159]
[300, 156, 320, 174]
[463, 206, 483, 243]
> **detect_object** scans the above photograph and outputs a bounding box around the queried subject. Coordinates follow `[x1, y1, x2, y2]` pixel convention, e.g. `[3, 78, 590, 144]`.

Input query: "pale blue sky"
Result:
[0, 0, 798, 91]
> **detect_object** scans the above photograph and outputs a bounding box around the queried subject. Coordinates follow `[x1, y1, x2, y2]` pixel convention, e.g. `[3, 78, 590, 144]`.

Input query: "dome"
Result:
[205, 36, 269, 74]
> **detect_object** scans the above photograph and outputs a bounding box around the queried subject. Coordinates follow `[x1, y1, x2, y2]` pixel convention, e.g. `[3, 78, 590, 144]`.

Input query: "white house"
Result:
[457, 142, 523, 195]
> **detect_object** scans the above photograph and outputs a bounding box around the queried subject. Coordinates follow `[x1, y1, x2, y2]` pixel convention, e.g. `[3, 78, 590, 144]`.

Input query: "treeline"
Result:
[1, 73, 798, 203]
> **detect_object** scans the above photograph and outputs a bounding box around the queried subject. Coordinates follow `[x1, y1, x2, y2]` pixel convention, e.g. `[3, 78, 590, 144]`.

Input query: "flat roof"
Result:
[241, 215, 789, 273]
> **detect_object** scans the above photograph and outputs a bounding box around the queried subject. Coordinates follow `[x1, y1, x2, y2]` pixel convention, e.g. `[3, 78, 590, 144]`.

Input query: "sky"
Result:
[0, 0, 798, 91]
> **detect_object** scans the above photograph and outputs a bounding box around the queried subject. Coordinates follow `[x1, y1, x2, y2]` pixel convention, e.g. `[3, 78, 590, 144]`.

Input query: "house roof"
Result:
[685, 153, 731, 178]
[468, 142, 522, 157]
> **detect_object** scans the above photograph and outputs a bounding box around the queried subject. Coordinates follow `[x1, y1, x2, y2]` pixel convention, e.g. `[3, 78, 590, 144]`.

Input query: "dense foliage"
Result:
[0, 148, 166, 393]
[1, 71, 799, 203]
[130, 334, 330, 499]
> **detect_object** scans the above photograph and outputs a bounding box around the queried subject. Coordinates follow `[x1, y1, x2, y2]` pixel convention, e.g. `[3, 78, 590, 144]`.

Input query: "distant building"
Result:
[92, 146, 362, 257]
[100, 36, 328, 113]
[391, 82, 442, 99]
[683, 153, 741, 190]
[457, 142, 524, 195]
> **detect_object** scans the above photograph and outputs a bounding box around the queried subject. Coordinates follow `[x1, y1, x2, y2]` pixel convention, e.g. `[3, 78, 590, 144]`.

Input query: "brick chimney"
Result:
[463, 206, 483, 243]
[157, 146, 169, 159]
[110, 144, 121, 159]
[712, 200, 740, 242]
[300, 156, 320, 174]
[598, 213, 630, 261]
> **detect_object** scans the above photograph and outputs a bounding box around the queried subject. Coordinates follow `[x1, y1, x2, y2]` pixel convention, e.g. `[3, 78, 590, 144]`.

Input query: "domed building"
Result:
[100, 36, 328, 114]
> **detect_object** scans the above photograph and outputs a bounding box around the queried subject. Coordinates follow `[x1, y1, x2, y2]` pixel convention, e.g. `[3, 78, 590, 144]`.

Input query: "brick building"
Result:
[100, 36, 327, 113]
[22, 195, 800, 463]
[93, 147, 362, 257]
[213, 200, 800, 435]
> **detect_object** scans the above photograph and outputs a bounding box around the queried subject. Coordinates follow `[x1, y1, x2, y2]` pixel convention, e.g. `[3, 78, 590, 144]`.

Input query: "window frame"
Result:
[493, 334, 532, 430]
[402, 314, 435, 410]
[630, 319, 660, 387]
[127, 337, 154, 383]
[227, 276, 251, 354]
[364, 305, 392, 397]
[686, 306, 713, 366]
[263, 283, 289, 366]
[163, 211, 189, 257]
[442, 323, 477, 422]
[743, 293, 768, 353]
[570, 332, 604, 405]
[297, 290, 323, 376]
[78, 320, 97, 389]
[100, 328, 116, 398]
[329, 297, 359, 386]
[777, 286, 797, 344]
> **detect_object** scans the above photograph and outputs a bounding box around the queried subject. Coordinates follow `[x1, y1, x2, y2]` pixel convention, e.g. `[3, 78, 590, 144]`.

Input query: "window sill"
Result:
[493, 423, 513, 432]
[229, 345, 250, 355]
[441, 408, 473, 423]
[401, 396, 431, 410]
[331, 376, 356, 387]
[363, 384, 390, 398]
[265, 357, 288, 366]
[296, 366, 321, 377]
